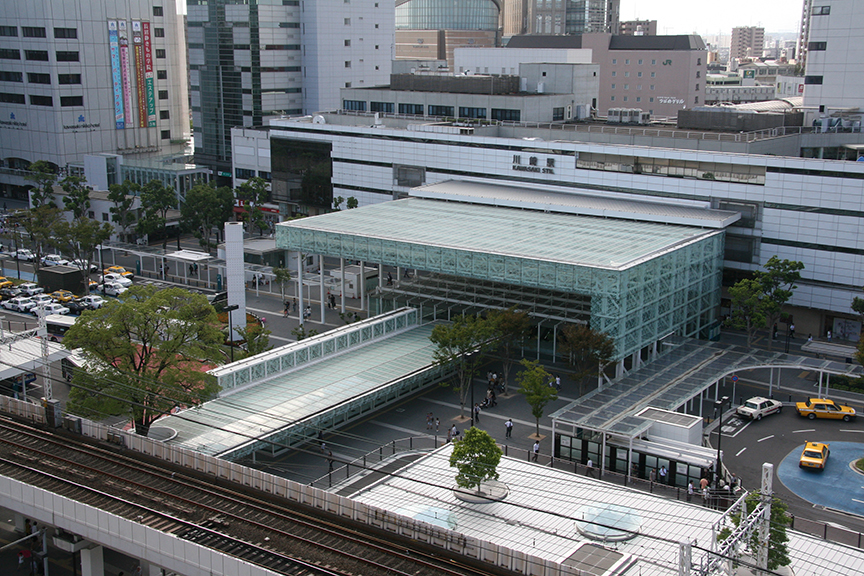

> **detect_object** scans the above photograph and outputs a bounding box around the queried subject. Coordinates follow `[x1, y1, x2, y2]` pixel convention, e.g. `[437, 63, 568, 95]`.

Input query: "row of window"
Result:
[0, 72, 82, 84]
[610, 57, 701, 66]
[343, 101, 522, 121]
[612, 71, 657, 78]
[610, 96, 656, 104]
[612, 84, 657, 90]
[0, 26, 77, 39]
[0, 93, 83, 106]
[0, 49, 79, 61]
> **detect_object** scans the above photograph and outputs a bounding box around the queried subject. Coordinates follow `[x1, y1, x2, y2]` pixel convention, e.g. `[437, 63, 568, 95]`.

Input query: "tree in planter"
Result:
[63, 286, 224, 436]
[107, 180, 140, 243]
[180, 182, 234, 253]
[273, 267, 292, 302]
[60, 174, 92, 219]
[24, 160, 58, 208]
[9, 205, 63, 273]
[515, 359, 556, 438]
[486, 306, 531, 395]
[430, 314, 494, 421]
[558, 324, 615, 394]
[237, 323, 272, 358]
[758, 256, 804, 351]
[137, 180, 176, 250]
[235, 177, 270, 236]
[291, 324, 319, 341]
[727, 278, 768, 348]
[449, 427, 502, 494]
[717, 492, 792, 571]
[52, 218, 113, 295]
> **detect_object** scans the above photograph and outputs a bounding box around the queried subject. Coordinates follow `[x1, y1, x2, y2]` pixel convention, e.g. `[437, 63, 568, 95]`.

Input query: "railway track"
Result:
[0, 417, 503, 576]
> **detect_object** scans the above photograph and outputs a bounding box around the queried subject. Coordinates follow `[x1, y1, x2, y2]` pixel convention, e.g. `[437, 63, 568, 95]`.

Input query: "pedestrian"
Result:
[659, 465, 667, 484]
[283, 302, 289, 318]
[700, 476, 709, 492]
[473, 403, 481, 423]
[505, 418, 513, 438]
[687, 481, 694, 502]
[586, 458, 595, 477]
[446, 428, 452, 443]
[132, 566, 143, 576]
[729, 472, 738, 489]
[807, 334, 813, 343]
[435, 417, 439, 432]
[189, 263, 194, 274]
[327, 450, 334, 472]
[320, 441, 326, 453]
[326, 291, 331, 309]
[555, 375, 561, 390]
[649, 468, 656, 483]
[827, 330, 832, 340]
[329, 294, 336, 308]
[387, 272, 393, 285]
[772, 323, 778, 339]
[293, 298, 297, 312]
[532, 440, 540, 462]
[18, 549, 30, 571]
[789, 323, 795, 338]
[426, 412, 433, 430]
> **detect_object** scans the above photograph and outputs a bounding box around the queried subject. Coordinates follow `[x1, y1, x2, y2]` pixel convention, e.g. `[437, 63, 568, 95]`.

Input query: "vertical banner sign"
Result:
[142, 22, 156, 127]
[108, 21, 125, 130]
[132, 21, 146, 127]
[118, 21, 134, 128]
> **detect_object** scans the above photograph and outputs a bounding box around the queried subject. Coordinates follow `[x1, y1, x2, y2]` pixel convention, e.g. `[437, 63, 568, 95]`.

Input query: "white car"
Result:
[101, 281, 127, 297]
[37, 302, 70, 316]
[80, 295, 106, 309]
[736, 397, 783, 421]
[14, 249, 35, 261]
[70, 259, 99, 273]
[41, 254, 70, 267]
[29, 294, 54, 307]
[99, 273, 132, 287]
[18, 283, 44, 296]
[2, 296, 35, 313]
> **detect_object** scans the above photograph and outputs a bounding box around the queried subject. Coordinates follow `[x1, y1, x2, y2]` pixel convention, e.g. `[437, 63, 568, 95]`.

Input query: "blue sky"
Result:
[620, 0, 802, 36]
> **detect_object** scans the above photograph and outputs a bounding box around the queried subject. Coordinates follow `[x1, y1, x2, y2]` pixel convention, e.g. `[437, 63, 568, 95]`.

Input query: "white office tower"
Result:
[801, 0, 864, 126]
[224, 221, 246, 344]
[0, 0, 190, 197]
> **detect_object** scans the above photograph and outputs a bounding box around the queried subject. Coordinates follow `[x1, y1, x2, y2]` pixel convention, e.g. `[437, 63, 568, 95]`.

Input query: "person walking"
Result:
[532, 440, 540, 462]
[473, 403, 481, 423]
[659, 465, 668, 484]
[505, 418, 513, 438]
[687, 481, 694, 502]
[435, 417, 439, 432]
[789, 323, 795, 338]
[586, 458, 595, 478]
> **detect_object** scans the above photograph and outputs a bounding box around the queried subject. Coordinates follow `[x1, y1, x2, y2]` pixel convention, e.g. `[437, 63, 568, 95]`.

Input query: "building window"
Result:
[25, 50, 49, 61]
[637, 72, 642, 77]
[458, 106, 486, 119]
[623, 96, 628, 102]
[0, 71, 22, 82]
[610, 96, 615, 102]
[636, 97, 641, 102]
[58, 73, 81, 84]
[611, 71, 616, 77]
[0, 26, 17, 37]
[342, 99, 366, 111]
[155, 49, 166, 58]
[375, 45, 379, 49]
[651, 72, 656, 78]
[697, 57, 702, 65]
[0, 49, 20, 60]
[552, 107, 564, 121]
[344, 39, 351, 47]
[235, 168, 255, 179]
[22, 27, 46, 38]
[637, 84, 642, 90]
[624, 72, 629, 77]
[56, 51, 79, 62]
[807, 41, 827, 51]
[0, 92, 25, 103]
[87, 211, 94, 219]
[160, 110, 170, 119]
[694, 96, 699, 103]
[428, 105, 454, 116]
[625, 59, 630, 64]
[158, 89, 168, 99]
[611, 83, 615, 89]
[27, 73, 50, 84]
[399, 103, 424, 115]
[101, 213, 109, 222]
[812, 5, 830, 15]
[696, 71, 700, 78]
[153, 6, 164, 16]
[154, 28, 165, 38]
[344, 82, 351, 88]
[491, 109, 520, 121]
[157, 70, 167, 80]
[695, 84, 699, 91]
[54, 28, 77, 39]
[638, 59, 643, 65]
[344, 61, 351, 68]
[29, 94, 52, 106]
[623, 84, 628, 90]
[161, 130, 170, 139]
[649, 97, 654, 102]
[804, 75, 823, 85]
[344, 18, 351, 25]
[611, 58, 617, 64]
[370, 101, 393, 113]
[60, 95, 83, 107]
[650, 85, 655, 90]
[651, 59, 656, 65]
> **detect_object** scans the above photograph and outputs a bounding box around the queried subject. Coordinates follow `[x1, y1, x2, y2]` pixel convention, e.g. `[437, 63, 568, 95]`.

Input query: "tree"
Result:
[180, 182, 234, 253]
[137, 179, 176, 249]
[515, 359, 556, 438]
[717, 492, 792, 571]
[346, 196, 359, 209]
[63, 286, 224, 436]
[430, 314, 494, 420]
[237, 323, 272, 358]
[727, 278, 767, 347]
[25, 160, 58, 208]
[60, 174, 92, 219]
[52, 218, 113, 294]
[235, 177, 270, 236]
[758, 256, 804, 351]
[273, 267, 292, 301]
[8, 205, 63, 272]
[291, 324, 319, 341]
[332, 196, 345, 211]
[558, 324, 615, 393]
[449, 427, 502, 494]
[486, 306, 531, 395]
[107, 180, 140, 243]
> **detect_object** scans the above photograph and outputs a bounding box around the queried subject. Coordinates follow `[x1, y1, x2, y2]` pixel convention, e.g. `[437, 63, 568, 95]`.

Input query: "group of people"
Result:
[425, 412, 440, 432]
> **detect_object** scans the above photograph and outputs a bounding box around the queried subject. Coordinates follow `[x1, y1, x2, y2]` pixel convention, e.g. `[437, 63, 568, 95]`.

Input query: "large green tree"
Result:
[107, 180, 141, 243]
[430, 314, 494, 420]
[449, 427, 502, 493]
[718, 492, 792, 571]
[515, 358, 556, 438]
[52, 218, 113, 294]
[727, 278, 766, 347]
[63, 286, 224, 436]
[8, 205, 63, 272]
[558, 324, 615, 393]
[759, 256, 804, 350]
[180, 182, 234, 253]
[235, 177, 270, 236]
[60, 174, 92, 219]
[273, 267, 292, 301]
[486, 306, 531, 395]
[24, 160, 58, 208]
[137, 179, 176, 249]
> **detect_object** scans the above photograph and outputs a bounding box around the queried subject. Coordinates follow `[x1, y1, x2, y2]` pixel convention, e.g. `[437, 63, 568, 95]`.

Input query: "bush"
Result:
[829, 374, 864, 393]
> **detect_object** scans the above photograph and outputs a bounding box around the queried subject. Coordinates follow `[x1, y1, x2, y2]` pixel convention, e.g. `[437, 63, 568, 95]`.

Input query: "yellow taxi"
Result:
[799, 441, 829, 470]
[50, 289, 75, 303]
[0, 276, 12, 290]
[795, 397, 856, 422]
[104, 266, 134, 280]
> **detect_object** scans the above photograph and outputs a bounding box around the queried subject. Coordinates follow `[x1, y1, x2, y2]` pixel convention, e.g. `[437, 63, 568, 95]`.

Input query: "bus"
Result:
[44, 314, 77, 342]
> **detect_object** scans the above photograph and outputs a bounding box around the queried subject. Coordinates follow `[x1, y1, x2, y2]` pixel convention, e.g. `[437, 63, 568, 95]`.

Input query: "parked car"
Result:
[80, 295, 106, 309]
[101, 282, 127, 297]
[0, 286, 23, 301]
[29, 294, 54, 308]
[104, 266, 133, 280]
[50, 290, 75, 303]
[18, 283, 44, 296]
[70, 259, 99, 273]
[796, 398, 856, 422]
[799, 441, 829, 470]
[66, 299, 89, 314]
[2, 296, 35, 313]
[736, 397, 783, 421]
[37, 302, 70, 316]
[0, 276, 13, 290]
[14, 249, 35, 261]
[41, 254, 70, 267]
[99, 273, 132, 287]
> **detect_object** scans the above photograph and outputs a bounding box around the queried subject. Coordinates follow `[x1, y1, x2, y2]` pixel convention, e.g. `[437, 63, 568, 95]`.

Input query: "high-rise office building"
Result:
[188, 0, 393, 179]
[503, 0, 618, 36]
[0, 0, 190, 198]
[619, 19, 657, 36]
[730, 26, 764, 60]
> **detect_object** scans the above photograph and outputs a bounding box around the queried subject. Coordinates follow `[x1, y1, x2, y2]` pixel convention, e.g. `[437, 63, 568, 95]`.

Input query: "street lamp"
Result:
[223, 304, 239, 363]
[714, 395, 730, 489]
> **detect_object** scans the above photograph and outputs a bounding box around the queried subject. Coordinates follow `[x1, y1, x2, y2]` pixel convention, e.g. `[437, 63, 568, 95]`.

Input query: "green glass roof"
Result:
[278, 197, 714, 271]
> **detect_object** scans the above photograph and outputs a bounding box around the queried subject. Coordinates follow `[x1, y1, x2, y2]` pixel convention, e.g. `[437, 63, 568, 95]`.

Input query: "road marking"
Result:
[757, 435, 774, 442]
[798, 371, 810, 379]
[736, 447, 747, 457]
[792, 429, 815, 433]
[840, 429, 864, 433]
[853, 499, 864, 505]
